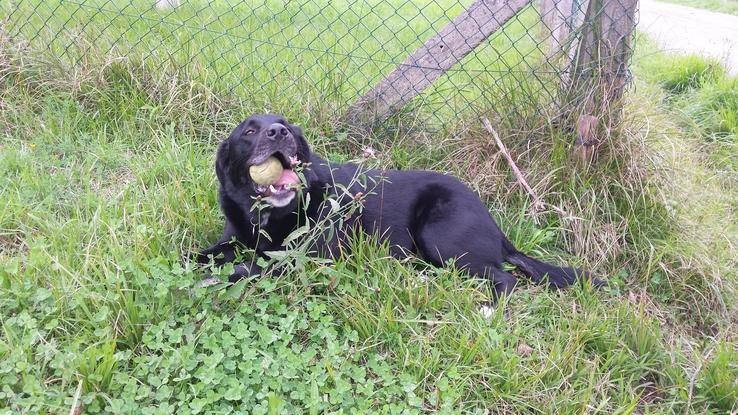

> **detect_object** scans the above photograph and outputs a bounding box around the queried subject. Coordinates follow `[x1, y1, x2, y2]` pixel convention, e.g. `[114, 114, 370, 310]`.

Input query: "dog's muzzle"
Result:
[247, 124, 302, 207]
[247, 123, 299, 166]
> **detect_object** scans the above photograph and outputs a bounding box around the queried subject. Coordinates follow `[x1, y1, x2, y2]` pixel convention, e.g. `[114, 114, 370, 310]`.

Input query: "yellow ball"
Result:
[249, 156, 283, 185]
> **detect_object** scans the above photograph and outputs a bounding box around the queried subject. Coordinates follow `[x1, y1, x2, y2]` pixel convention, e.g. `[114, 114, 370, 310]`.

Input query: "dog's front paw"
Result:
[227, 262, 261, 283]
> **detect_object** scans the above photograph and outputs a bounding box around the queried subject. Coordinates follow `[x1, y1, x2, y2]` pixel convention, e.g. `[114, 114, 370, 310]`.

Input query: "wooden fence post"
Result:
[345, 0, 532, 128]
[566, 0, 638, 164]
[540, 0, 574, 52]
[539, 0, 590, 86]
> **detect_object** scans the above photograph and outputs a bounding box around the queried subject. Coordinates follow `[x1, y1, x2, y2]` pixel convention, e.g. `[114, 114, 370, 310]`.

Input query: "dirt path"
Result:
[639, 0, 738, 74]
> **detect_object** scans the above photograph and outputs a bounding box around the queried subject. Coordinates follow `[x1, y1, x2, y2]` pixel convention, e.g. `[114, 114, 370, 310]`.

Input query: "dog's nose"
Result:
[266, 123, 290, 139]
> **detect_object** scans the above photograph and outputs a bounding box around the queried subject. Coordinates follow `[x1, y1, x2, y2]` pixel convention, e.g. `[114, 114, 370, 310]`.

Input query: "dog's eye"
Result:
[244, 129, 256, 135]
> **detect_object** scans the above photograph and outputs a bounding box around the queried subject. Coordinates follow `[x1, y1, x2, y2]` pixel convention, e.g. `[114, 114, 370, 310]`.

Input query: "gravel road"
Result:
[639, 0, 738, 74]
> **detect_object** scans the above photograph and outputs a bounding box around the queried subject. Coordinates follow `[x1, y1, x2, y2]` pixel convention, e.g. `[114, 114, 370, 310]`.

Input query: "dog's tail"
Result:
[502, 238, 603, 289]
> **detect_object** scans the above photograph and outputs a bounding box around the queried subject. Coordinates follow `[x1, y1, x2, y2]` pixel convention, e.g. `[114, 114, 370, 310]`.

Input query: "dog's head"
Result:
[216, 114, 311, 210]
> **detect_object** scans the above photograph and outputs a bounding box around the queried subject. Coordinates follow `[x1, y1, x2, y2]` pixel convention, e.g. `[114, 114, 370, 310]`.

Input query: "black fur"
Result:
[197, 114, 600, 295]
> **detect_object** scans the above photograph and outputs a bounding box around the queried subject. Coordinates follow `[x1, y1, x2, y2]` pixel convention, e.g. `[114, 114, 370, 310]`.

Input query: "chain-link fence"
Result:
[2, 0, 638, 134]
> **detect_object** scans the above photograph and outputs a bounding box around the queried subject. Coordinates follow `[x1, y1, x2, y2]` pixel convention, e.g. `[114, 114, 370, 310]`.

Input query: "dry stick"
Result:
[685, 356, 706, 415]
[68, 379, 83, 415]
[481, 118, 569, 218]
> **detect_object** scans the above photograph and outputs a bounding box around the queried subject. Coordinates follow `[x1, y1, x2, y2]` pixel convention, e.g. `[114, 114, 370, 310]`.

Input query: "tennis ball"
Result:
[249, 156, 284, 185]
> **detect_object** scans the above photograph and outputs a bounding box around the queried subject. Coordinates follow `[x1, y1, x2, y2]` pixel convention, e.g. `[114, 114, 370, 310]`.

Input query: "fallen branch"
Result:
[481, 118, 569, 218]
[68, 379, 83, 415]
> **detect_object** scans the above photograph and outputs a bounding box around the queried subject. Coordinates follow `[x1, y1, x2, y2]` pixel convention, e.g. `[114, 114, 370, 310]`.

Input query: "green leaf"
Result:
[93, 305, 110, 322]
[223, 278, 248, 301]
[264, 251, 289, 261]
[327, 197, 341, 214]
[267, 393, 283, 414]
[282, 224, 310, 247]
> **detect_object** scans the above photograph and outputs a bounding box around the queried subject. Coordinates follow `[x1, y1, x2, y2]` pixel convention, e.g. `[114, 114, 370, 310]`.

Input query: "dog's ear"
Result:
[215, 139, 230, 184]
[289, 123, 311, 162]
[215, 123, 243, 185]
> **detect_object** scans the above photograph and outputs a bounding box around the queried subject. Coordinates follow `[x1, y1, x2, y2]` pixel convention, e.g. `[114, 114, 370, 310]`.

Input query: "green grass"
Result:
[658, 0, 738, 16]
[680, 77, 738, 139]
[630, 38, 738, 413]
[637, 54, 726, 94]
[637, 37, 738, 175]
[1, 3, 738, 414]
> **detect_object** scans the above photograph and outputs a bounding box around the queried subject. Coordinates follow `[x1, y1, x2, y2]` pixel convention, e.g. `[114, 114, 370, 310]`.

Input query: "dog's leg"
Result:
[196, 221, 265, 284]
[460, 260, 518, 299]
[489, 267, 518, 298]
[229, 262, 262, 283]
[196, 242, 235, 265]
[195, 253, 261, 286]
[196, 221, 241, 266]
[413, 209, 520, 298]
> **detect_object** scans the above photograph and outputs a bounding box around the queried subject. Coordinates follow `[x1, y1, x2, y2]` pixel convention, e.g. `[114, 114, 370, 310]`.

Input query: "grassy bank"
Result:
[658, 0, 738, 16]
[1, 3, 738, 413]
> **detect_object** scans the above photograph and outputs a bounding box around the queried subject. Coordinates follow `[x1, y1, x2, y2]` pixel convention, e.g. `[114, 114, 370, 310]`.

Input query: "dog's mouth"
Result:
[253, 174, 298, 197]
[252, 153, 301, 199]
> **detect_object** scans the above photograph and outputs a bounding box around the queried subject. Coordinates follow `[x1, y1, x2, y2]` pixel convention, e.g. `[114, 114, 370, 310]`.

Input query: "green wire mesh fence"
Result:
[2, 0, 638, 134]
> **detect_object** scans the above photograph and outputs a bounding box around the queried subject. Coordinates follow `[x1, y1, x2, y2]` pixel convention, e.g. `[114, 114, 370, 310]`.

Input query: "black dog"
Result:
[197, 114, 598, 296]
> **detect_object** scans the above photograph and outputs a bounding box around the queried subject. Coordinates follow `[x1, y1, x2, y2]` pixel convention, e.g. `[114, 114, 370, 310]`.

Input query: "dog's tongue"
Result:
[275, 169, 299, 186]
